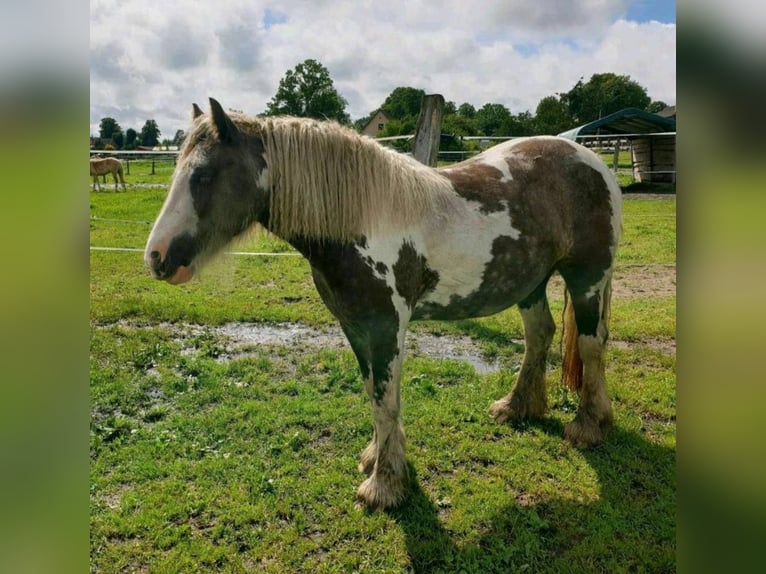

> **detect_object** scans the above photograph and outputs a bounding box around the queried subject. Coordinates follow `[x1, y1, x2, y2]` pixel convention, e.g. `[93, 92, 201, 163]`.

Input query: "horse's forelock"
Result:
[178, 118, 213, 160]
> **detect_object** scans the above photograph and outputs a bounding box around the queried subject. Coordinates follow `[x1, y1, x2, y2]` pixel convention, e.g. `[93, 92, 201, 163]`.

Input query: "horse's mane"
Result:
[189, 114, 458, 242]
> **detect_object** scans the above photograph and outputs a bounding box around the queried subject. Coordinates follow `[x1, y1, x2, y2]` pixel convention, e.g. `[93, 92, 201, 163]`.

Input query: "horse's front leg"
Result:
[344, 319, 410, 511]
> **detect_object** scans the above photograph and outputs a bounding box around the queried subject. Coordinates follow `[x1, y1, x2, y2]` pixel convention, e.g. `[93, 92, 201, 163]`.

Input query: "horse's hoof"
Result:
[564, 417, 605, 448]
[489, 393, 546, 423]
[355, 473, 408, 511]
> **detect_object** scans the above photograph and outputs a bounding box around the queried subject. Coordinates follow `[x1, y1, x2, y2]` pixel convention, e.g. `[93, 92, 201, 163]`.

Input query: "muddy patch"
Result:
[215, 322, 502, 374]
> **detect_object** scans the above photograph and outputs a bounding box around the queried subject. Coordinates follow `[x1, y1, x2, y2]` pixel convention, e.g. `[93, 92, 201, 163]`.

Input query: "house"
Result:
[360, 110, 391, 137]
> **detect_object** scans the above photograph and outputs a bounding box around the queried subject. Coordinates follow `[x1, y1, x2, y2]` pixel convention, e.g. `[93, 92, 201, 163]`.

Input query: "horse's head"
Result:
[144, 98, 269, 284]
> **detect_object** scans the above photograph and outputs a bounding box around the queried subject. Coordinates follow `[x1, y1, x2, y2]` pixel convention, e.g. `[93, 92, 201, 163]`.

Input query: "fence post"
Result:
[413, 94, 444, 166]
[151, 159, 155, 175]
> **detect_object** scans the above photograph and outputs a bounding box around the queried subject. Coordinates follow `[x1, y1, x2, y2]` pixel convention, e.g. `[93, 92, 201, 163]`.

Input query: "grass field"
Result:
[90, 171, 676, 573]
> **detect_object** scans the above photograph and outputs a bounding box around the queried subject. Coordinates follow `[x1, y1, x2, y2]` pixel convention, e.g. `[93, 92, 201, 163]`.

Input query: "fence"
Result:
[90, 150, 178, 176]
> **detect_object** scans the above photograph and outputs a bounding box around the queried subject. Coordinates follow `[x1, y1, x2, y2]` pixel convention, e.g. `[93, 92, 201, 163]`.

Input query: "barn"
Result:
[558, 107, 676, 184]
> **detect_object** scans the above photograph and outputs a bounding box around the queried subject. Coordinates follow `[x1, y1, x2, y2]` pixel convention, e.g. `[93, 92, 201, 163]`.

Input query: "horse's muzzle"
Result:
[146, 233, 198, 284]
[146, 248, 169, 279]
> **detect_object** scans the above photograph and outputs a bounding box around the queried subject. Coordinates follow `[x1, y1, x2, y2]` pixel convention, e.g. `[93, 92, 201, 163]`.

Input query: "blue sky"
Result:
[626, 0, 676, 24]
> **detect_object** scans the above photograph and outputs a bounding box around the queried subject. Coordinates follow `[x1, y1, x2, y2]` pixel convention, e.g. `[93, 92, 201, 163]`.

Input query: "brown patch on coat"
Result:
[291, 237, 400, 404]
[430, 138, 617, 330]
[392, 241, 440, 309]
[440, 163, 511, 213]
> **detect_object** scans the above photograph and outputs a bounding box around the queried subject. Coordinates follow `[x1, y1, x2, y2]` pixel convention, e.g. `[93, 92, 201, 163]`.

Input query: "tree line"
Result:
[92, 118, 183, 151]
[93, 58, 668, 152]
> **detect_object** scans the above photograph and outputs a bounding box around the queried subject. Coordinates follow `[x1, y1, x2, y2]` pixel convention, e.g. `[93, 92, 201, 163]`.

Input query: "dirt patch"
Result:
[612, 265, 676, 299]
[611, 338, 676, 355]
[547, 264, 675, 301]
[216, 322, 502, 374]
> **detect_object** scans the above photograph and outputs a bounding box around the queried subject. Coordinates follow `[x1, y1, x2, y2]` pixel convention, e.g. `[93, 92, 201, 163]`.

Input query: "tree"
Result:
[172, 129, 186, 147]
[381, 87, 426, 120]
[534, 95, 572, 135]
[98, 117, 122, 140]
[475, 103, 512, 136]
[124, 128, 138, 150]
[647, 100, 668, 114]
[563, 73, 651, 124]
[112, 131, 125, 149]
[457, 102, 476, 119]
[265, 59, 350, 123]
[504, 111, 535, 136]
[376, 117, 417, 152]
[140, 119, 161, 147]
[442, 113, 479, 137]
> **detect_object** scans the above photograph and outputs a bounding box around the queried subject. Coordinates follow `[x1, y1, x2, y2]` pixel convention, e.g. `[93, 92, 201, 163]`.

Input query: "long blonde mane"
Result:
[229, 116, 458, 242]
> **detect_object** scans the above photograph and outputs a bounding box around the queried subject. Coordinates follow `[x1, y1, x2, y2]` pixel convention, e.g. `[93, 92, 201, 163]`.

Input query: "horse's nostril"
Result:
[150, 250, 161, 261]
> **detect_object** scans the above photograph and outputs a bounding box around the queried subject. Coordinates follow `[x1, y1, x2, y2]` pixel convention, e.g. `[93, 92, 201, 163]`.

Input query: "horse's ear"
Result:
[192, 103, 203, 119]
[209, 97, 240, 143]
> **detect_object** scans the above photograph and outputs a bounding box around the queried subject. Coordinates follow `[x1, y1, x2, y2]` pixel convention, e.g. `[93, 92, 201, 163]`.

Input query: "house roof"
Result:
[558, 107, 676, 140]
[361, 109, 391, 131]
[657, 105, 676, 119]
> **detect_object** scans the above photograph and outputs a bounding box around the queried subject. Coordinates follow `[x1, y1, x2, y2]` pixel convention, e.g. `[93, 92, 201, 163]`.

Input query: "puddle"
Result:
[214, 322, 501, 374]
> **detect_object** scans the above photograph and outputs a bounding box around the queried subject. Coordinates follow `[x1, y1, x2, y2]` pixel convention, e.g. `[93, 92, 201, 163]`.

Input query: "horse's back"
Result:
[403, 136, 621, 319]
[440, 136, 621, 251]
[90, 157, 122, 175]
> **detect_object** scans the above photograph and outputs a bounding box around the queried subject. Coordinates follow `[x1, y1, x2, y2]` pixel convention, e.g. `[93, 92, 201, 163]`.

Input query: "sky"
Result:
[89, 0, 676, 140]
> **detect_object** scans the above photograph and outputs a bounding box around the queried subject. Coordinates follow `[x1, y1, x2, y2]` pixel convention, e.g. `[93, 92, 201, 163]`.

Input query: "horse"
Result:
[90, 157, 126, 191]
[144, 98, 622, 511]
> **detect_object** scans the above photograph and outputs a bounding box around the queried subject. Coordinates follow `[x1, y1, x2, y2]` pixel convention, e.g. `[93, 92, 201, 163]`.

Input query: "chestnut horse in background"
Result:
[90, 157, 126, 192]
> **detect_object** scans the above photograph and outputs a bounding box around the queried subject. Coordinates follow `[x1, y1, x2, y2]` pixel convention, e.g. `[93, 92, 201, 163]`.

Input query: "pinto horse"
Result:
[90, 157, 126, 191]
[145, 98, 622, 510]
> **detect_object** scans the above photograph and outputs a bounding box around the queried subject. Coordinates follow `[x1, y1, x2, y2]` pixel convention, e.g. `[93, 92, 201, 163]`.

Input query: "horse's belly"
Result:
[413, 276, 539, 321]
[411, 218, 558, 320]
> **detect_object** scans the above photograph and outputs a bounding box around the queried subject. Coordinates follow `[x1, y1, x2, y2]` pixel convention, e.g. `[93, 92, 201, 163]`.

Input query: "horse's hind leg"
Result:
[559, 269, 614, 448]
[490, 277, 554, 423]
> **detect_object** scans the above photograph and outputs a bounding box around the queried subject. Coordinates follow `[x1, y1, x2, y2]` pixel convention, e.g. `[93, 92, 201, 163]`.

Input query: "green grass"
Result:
[90, 184, 676, 572]
[619, 196, 676, 265]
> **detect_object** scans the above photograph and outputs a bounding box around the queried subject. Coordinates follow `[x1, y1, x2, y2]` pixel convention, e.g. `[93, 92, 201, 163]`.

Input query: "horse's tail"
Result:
[561, 288, 583, 392]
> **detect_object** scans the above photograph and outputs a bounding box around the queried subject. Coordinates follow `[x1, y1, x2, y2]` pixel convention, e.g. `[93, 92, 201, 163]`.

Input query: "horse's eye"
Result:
[193, 172, 213, 186]
[190, 171, 213, 215]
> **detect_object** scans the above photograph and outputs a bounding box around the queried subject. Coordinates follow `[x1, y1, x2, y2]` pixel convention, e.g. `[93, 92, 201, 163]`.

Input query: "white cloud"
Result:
[90, 0, 675, 138]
